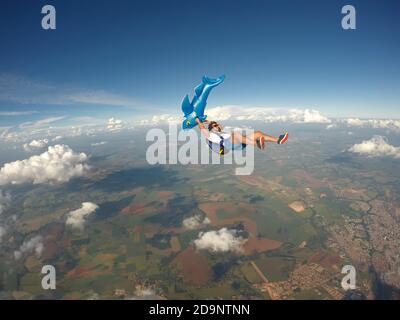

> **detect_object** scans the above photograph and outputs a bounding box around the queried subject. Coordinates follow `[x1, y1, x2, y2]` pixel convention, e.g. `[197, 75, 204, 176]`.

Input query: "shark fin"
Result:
[181, 94, 193, 115]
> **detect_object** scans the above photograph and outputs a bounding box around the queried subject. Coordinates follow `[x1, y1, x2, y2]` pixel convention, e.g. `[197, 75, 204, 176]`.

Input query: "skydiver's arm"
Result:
[196, 117, 210, 139]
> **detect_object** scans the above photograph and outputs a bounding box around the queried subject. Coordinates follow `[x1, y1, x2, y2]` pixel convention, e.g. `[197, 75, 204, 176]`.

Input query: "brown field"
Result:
[350, 201, 371, 212]
[172, 247, 213, 286]
[122, 202, 155, 215]
[239, 175, 294, 200]
[308, 251, 341, 272]
[66, 267, 96, 279]
[396, 207, 400, 219]
[292, 169, 325, 189]
[24, 256, 41, 272]
[97, 253, 117, 263]
[133, 225, 142, 243]
[18, 210, 66, 233]
[41, 242, 60, 260]
[239, 175, 272, 192]
[339, 188, 370, 201]
[157, 190, 175, 205]
[243, 237, 282, 255]
[209, 193, 226, 202]
[199, 202, 258, 234]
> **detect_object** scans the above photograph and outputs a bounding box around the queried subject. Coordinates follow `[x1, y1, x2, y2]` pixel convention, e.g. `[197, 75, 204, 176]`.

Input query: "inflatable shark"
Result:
[181, 75, 225, 130]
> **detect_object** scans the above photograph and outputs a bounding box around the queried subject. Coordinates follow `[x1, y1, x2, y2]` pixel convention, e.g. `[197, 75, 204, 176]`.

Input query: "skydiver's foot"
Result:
[277, 132, 289, 145]
[256, 136, 265, 150]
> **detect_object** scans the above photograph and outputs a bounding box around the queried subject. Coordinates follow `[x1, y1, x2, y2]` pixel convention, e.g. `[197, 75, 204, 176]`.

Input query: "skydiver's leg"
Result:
[249, 131, 279, 143]
[231, 132, 253, 145]
[231, 131, 278, 145]
[231, 131, 288, 149]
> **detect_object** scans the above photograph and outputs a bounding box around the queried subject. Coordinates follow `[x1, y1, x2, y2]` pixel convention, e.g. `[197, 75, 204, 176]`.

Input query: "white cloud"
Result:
[344, 118, 400, 131]
[0, 145, 89, 185]
[91, 141, 107, 146]
[326, 123, 337, 130]
[20, 117, 65, 129]
[14, 236, 44, 260]
[23, 138, 49, 151]
[194, 227, 247, 253]
[0, 190, 11, 215]
[0, 73, 139, 108]
[66, 202, 99, 231]
[182, 214, 210, 229]
[69, 91, 139, 108]
[107, 118, 123, 131]
[208, 106, 331, 123]
[52, 135, 63, 142]
[287, 108, 331, 123]
[0, 111, 37, 116]
[1, 128, 20, 142]
[151, 114, 181, 125]
[139, 114, 180, 126]
[139, 106, 331, 126]
[348, 136, 400, 158]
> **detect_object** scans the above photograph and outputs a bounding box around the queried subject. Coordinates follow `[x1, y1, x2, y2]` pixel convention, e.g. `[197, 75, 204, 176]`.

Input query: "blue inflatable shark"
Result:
[181, 75, 225, 130]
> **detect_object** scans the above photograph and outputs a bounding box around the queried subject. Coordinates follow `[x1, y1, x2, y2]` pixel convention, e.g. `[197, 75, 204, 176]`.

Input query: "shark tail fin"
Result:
[202, 75, 225, 87]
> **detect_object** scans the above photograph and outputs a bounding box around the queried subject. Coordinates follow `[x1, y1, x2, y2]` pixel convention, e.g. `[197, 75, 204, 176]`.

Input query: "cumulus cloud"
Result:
[14, 236, 44, 260]
[208, 106, 331, 123]
[66, 202, 99, 230]
[348, 136, 400, 158]
[194, 228, 247, 253]
[326, 123, 337, 130]
[23, 138, 49, 151]
[139, 106, 331, 126]
[0, 190, 11, 214]
[139, 114, 181, 126]
[107, 118, 123, 131]
[91, 141, 107, 146]
[182, 214, 210, 229]
[0, 145, 89, 185]
[344, 118, 400, 131]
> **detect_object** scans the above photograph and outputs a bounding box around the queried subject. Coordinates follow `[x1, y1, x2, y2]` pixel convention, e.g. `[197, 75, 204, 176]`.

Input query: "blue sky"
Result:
[1, 0, 399, 127]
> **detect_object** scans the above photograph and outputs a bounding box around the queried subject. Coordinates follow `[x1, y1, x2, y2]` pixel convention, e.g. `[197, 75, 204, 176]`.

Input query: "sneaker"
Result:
[256, 136, 265, 150]
[277, 132, 289, 145]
